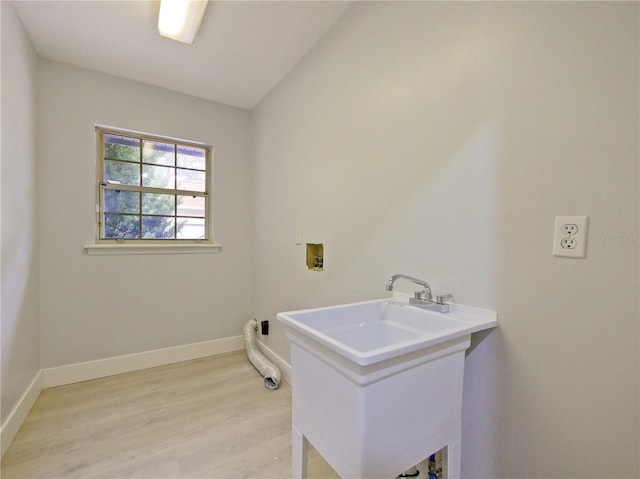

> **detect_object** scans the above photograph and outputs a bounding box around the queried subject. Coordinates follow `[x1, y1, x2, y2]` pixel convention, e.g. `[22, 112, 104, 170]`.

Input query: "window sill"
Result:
[84, 243, 222, 256]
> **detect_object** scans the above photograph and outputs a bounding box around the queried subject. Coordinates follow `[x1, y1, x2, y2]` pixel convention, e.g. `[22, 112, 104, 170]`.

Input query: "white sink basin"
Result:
[277, 298, 497, 366]
[279, 298, 498, 478]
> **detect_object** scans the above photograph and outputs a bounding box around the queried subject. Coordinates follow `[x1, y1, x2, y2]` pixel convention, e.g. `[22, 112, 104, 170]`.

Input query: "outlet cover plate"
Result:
[553, 216, 588, 258]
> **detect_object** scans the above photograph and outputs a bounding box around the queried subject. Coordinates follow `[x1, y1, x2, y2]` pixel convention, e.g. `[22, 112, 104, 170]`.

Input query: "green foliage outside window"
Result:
[103, 139, 194, 239]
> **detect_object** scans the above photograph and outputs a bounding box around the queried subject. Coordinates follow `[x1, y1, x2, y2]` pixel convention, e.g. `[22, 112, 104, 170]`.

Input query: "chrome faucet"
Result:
[385, 273, 450, 312]
[385, 273, 432, 302]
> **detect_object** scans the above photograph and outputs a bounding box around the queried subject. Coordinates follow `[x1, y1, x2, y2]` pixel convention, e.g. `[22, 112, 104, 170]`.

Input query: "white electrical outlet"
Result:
[553, 216, 588, 258]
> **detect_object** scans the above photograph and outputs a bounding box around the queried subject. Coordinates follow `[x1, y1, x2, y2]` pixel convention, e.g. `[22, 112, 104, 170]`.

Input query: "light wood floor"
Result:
[1, 351, 341, 479]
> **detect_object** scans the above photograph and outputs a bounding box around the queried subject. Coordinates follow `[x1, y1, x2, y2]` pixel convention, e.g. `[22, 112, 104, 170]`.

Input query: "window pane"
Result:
[142, 141, 174, 166]
[104, 214, 140, 239]
[142, 193, 175, 215]
[177, 168, 205, 192]
[104, 190, 140, 214]
[104, 134, 140, 162]
[142, 164, 175, 189]
[177, 195, 205, 217]
[142, 216, 175, 239]
[177, 217, 205, 239]
[105, 160, 140, 186]
[177, 145, 206, 170]
[98, 129, 210, 241]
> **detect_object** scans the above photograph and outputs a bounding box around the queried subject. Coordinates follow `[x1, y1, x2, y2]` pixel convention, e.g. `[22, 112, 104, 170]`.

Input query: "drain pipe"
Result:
[397, 466, 420, 478]
[243, 319, 281, 390]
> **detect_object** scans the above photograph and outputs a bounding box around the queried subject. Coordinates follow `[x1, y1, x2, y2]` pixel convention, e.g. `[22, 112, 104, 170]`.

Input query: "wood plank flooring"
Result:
[1, 351, 340, 479]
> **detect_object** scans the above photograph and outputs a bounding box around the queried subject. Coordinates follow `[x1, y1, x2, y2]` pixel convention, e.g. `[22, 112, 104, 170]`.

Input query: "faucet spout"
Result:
[385, 274, 451, 312]
[385, 273, 432, 302]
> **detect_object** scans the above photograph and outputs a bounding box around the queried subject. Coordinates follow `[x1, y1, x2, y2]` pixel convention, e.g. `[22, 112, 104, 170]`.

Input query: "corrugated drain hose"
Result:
[243, 319, 281, 390]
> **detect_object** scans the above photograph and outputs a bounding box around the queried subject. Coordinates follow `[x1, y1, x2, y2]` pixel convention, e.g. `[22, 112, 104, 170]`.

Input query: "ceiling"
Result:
[12, 0, 352, 110]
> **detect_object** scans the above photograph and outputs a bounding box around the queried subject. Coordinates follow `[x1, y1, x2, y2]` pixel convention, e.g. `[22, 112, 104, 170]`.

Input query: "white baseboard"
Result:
[256, 340, 292, 385]
[1, 370, 43, 457]
[42, 335, 244, 388]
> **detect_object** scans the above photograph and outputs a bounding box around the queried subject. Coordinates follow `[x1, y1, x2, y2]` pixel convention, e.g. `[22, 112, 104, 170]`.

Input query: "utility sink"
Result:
[278, 298, 497, 479]
[278, 298, 497, 366]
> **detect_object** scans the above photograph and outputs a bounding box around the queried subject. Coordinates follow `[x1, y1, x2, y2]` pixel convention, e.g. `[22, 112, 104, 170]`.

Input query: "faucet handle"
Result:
[436, 294, 453, 304]
[414, 289, 432, 302]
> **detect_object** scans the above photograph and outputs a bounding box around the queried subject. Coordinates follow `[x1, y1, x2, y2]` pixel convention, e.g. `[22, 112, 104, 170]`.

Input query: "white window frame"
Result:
[85, 126, 221, 256]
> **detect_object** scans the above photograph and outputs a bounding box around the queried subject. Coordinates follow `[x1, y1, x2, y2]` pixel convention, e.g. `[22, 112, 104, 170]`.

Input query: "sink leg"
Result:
[292, 425, 309, 479]
[445, 440, 461, 479]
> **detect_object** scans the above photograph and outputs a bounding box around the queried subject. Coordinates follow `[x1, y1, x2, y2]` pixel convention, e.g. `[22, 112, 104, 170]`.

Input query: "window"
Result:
[96, 126, 211, 243]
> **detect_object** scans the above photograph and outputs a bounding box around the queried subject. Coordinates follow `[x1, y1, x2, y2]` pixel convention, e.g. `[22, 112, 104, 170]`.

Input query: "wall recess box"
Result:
[306, 243, 323, 271]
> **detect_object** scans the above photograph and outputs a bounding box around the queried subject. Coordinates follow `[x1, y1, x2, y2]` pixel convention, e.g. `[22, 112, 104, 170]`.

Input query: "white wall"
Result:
[37, 61, 253, 368]
[252, 2, 639, 478]
[0, 2, 41, 425]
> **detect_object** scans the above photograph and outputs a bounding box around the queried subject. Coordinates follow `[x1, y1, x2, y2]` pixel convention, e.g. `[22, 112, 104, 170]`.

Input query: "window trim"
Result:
[84, 243, 222, 256]
[93, 125, 214, 247]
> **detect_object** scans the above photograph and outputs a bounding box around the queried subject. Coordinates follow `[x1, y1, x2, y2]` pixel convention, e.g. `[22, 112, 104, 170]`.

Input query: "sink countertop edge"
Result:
[277, 298, 498, 367]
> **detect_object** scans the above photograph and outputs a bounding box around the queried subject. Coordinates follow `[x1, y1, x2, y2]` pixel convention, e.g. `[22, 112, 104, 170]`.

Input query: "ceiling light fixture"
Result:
[158, 0, 208, 44]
